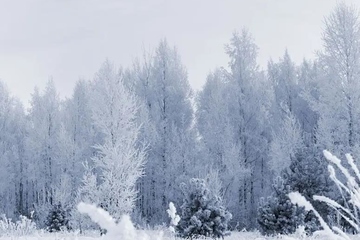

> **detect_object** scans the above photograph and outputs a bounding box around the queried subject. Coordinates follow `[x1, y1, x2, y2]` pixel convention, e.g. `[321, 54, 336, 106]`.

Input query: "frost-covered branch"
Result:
[288, 150, 360, 239]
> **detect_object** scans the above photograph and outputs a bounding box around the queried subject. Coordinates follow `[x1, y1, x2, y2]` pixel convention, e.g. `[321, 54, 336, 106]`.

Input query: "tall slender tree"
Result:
[127, 40, 196, 224]
[309, 3, 360, 156]
[26, 80, 67, 226]
[0, 81, 27, 217]
[88, 60, 147, 220]
[197, 30, 273, 228]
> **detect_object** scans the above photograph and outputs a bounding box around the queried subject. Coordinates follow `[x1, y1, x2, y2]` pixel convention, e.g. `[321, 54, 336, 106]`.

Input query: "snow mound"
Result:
[77, 202, 163, 240]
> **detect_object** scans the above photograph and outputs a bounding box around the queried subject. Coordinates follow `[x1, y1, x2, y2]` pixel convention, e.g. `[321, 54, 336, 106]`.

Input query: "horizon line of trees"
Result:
[0, 2, 359, 231]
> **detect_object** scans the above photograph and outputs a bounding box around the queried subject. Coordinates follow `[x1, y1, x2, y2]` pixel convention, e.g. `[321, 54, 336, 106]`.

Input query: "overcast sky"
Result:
[1, 0, 359, 106]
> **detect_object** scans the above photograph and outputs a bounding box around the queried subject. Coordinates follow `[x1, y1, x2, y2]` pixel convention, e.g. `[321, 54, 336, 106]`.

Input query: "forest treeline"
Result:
[0, 2, 359, 230]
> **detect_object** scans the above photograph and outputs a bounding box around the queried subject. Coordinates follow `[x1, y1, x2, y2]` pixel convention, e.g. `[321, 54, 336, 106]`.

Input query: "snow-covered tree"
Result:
[284, 148, 331, 204]
[177, 178, 232, 239]
[283, 147, 332, 233]
[0, 81, 27, 218]
[269, 111, 305, 174]
[257, 176, 305, 236]
[268, 52, 320, 172]
[89, 60, 147, 220]
[196, 69, 248, 215]
[199, 29, 272, 228]
[26, 80, 73, 226]
[309, 3, 360, 156]
[70, 162, 99, 231]
[226, 30, 273, 228]
[45, 203, 69, 232]
[126, 40, 196, 224]
[268, 50, 299, 115]
[63, 80, 95, 198]
[297, 59, 319, 145]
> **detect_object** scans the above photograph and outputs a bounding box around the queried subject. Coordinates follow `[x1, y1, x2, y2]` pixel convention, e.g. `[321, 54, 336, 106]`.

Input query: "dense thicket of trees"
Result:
[0, 2, 359, 231]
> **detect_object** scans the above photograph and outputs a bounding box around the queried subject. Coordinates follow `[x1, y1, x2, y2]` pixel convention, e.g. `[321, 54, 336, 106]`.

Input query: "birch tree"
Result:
[0, 82, 27, 218]
[89, 60, 147, 220]
[311, 3, 360, 156]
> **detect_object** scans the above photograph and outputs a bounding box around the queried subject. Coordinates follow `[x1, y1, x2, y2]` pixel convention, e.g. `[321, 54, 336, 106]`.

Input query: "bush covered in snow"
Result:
[167, 202, 180, 233]
[0, 214, 37, 237]
[176, 178, 232, 239]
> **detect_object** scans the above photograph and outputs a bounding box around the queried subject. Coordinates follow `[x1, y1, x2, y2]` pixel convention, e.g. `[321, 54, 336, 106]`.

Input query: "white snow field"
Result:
[12, 201, 352, 240]
[0, 231, 360, 240]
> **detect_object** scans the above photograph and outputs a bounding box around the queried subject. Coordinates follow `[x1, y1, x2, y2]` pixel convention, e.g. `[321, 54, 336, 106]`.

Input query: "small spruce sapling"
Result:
[176, 178, 232, 239]
[45, 203, 69, 232]
[257, 176, 306, 235]
[283, 148, 331, 233]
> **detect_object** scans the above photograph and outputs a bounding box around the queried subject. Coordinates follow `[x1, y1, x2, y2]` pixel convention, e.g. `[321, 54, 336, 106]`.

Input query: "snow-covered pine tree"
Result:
[176, 178, 232, 239]
[283, 147, 332, 233]
[257, 176, 305, 235]
[45, 203, 69, 232]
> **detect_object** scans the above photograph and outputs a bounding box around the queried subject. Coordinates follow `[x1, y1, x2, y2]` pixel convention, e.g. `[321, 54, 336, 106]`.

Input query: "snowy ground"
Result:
[1, 231, 360, 240]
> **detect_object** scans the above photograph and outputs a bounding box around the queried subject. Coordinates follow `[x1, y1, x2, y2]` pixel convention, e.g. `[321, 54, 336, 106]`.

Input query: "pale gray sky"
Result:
[0, 0, 359, 106]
